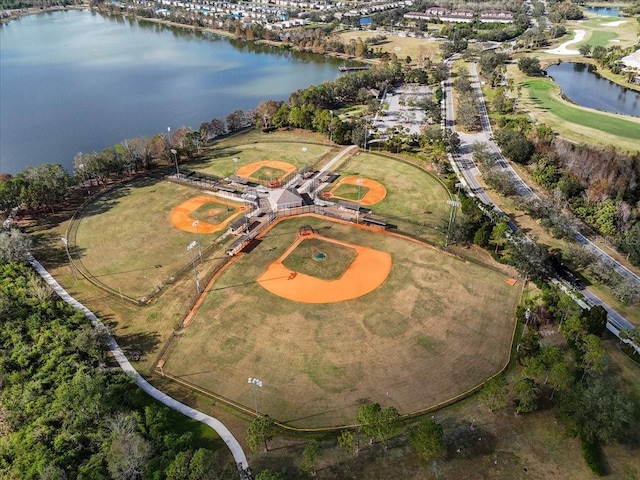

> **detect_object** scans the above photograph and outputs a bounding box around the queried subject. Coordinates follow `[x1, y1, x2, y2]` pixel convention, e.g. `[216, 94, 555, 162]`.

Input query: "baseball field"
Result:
[161, 215, 520, 428]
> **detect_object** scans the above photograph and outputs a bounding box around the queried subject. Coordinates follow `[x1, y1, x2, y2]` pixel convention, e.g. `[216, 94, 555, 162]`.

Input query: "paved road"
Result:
[442, 57, 639, 344]
[29, 255, 251, 473]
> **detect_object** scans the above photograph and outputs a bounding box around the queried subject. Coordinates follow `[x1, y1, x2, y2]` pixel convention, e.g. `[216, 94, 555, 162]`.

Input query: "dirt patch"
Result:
[257, 233, 392, 303]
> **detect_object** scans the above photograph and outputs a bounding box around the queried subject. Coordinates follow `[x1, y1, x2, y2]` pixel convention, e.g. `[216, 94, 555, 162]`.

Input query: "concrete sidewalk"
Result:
[28, 255, 250, 473]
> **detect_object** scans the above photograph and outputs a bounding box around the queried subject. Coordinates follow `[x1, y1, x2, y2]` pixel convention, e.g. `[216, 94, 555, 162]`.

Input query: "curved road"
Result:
[442, 57, 639, 349]
[28, 255, 250, 473]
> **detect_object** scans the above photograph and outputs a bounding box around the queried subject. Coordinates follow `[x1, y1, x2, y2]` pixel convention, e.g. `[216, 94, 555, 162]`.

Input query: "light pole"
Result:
[187, 241, 201, 294]
[192, 220, 203, 263]
[171, 149, 179, 177]
[356, 178, 363, 224]
[444, 198, 461, 247]
[302, 147, 308, 172]
[248, 377, 263, 415]
[233, 157, 239, 177]
[330, 110, 334, 140]
[60, 236, 78, 281]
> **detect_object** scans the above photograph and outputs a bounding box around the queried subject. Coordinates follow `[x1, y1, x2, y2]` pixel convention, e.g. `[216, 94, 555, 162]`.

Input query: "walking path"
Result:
[28, 255, 250, 473]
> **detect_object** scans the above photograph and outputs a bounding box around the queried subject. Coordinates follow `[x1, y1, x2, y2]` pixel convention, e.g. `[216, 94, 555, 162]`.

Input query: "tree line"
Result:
[0, 245, 240, 479]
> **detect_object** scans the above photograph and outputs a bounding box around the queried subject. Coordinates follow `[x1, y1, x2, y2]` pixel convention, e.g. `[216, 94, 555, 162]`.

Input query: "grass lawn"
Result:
[281, 237, 357, 280]
[520, 78, 640, 148]
[193, 140, 333, 178]
[336, 151, 452, 242]
[579, 29, 618, 48]
[162, 216, 520, 428]
[336, 30, 442, 64]
[331, 183, 370, 201]
[251, 166, 288, 181]
[72, 178, 240, 300]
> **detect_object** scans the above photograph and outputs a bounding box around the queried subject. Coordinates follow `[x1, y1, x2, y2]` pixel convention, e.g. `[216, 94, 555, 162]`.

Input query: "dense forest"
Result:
[0, 252, 237, 479]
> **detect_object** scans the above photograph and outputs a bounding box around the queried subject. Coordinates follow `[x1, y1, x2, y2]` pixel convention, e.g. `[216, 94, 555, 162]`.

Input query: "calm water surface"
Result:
[0, 10, 343, 174]
[585, 6, 620, 16]
[546, 63, 640, 117]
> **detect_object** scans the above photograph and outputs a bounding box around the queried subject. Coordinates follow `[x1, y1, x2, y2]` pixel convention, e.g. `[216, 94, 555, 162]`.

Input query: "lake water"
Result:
[585, 6, 620, 17]
[0, 10, 344, 175]
[546, 63, 640, 117]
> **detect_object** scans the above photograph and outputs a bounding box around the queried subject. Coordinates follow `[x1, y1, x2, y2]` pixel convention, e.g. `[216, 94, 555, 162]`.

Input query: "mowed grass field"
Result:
[281, 237, 356, 280]
[518, 77, 640, 149]
[73, 178, 242, 300]
[337, 151, 452, 241]
[163, 216, 520, 428]
[194, 141, 333, 178]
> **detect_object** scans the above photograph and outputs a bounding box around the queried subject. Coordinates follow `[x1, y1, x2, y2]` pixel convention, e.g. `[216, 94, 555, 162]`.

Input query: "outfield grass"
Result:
[337, 151, 451, 242]
[162, 216, 520, 428]
[73, 179, 241, 300]
[281, 237, 356, 280]
[195, 141, 333, 178]
[522, 78, 640, 141]
[331, 183, 370, 201]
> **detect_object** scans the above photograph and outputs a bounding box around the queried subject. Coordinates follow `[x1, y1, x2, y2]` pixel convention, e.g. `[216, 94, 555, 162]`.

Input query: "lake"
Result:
[0, 10, 344, 175]
[546, 63, 640, 117]
[584, 6, 620, 17]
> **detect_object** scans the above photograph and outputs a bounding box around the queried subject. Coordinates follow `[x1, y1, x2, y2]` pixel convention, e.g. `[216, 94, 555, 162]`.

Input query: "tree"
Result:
[560, 377, 632, 444]
[227, 110, 248, 132]
[494, 128, 534, 164]
[479, 376, 509, 412]
[578, 44, 592, 57]
[518, 330, 542, 361]
[619, 327, 640, 349]
[0, 228, 32, 264]
[301, 439, 321, 476]
[106, 413, 154, 480]
[247, 415, 277, 453]
[517, 57, 542, 76]
[579, 334, 606, 380]
[582, 306, 607, 337]
[337, 430, 358, 455]
[357, 403, 401, 449]
[408, 418, 445, 462]
[547, 359, 572, 400]
[255, 471, 285, 480]
[514, 377, 541, 414]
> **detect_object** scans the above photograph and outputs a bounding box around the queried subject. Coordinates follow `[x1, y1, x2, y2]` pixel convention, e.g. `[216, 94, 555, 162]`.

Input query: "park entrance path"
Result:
[28, 255, 250, 473]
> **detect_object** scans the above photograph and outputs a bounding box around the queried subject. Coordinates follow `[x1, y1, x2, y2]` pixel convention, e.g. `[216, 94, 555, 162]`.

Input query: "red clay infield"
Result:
[170, 196, 243, 233]
[257, 233, 392, 304]
[329, 176, 387, 205]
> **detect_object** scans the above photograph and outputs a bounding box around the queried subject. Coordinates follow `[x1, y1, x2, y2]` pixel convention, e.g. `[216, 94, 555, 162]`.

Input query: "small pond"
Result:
[546, 62, 640, 117]
[585, 6, 620, 16]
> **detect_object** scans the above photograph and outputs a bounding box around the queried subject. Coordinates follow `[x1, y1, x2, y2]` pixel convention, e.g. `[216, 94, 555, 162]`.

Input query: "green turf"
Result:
[251, 166, 288, 181]
[579, 30, 618, 48]
[163, 216, 520, 427]
[523, 79, 640, 139]
[196, 141, 332, 178]
[281, 237, 357, 280]
[331, 183, 370, 201]
[192, 201, 238, 225]
[337, 152, 451, 243]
